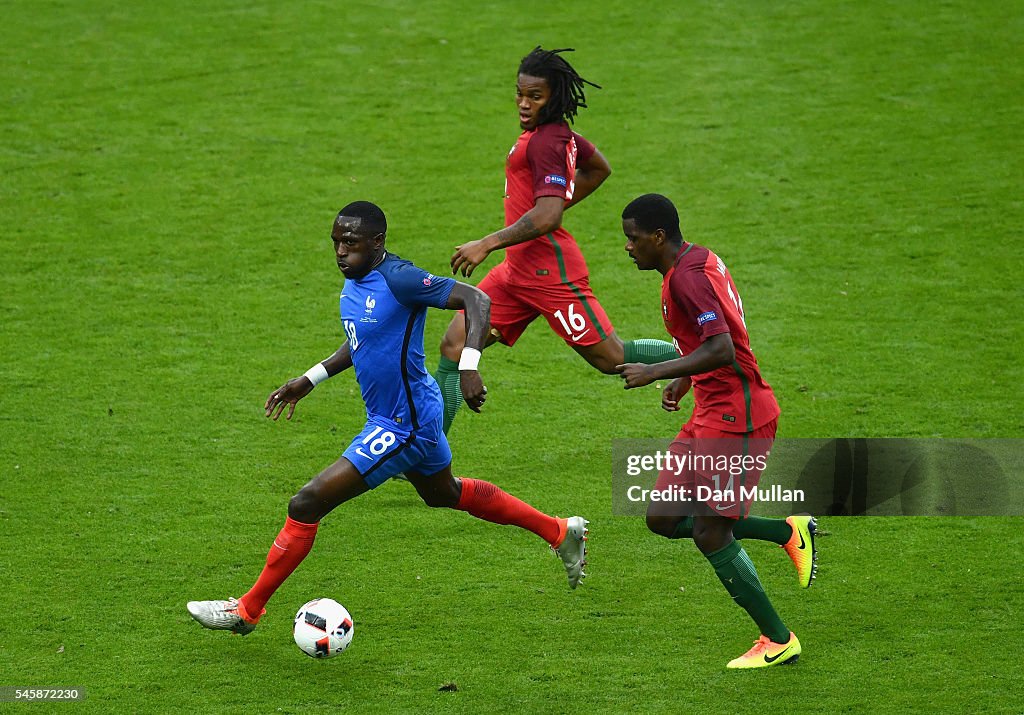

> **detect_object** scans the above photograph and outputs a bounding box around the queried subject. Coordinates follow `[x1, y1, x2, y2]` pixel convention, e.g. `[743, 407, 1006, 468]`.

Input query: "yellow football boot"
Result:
[782, 515, 818, 588]
[727, 632, 801, 669]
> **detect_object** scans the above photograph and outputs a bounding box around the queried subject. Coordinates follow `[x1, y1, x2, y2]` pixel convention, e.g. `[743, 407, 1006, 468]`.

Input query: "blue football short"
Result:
[342, 413, 452, 488]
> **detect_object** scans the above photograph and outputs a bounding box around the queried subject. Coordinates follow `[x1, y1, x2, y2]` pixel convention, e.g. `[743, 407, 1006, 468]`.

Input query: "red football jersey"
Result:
[662, 243, 780, 433]
[502, 122, 595, 285]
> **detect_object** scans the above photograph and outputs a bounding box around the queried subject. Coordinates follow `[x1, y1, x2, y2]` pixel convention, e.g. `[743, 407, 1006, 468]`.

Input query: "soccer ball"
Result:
[293, 598, 354, 658]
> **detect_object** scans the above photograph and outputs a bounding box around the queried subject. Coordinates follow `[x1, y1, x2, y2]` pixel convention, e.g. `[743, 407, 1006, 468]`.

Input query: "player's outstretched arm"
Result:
[444, 283, 491, 412]
[565, 147, 610, 211]
[451, 196, 564, 277]
[265, 342, 353, 421]
[617, 333, 735, 389]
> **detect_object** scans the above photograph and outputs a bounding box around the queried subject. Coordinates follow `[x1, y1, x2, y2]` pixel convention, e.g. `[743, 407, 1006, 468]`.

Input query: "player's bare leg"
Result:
[645, 493, 689, 539]
[408, 465, 588, 588]
[187, 458, 369, 634]
[691, 514, 735, 555]
[571, 332, 626, 374]
[435, 313, 501, 434]
[574, 331, 680, 375]
[406, 465, 462, 507]
[288, 456, 371, 523]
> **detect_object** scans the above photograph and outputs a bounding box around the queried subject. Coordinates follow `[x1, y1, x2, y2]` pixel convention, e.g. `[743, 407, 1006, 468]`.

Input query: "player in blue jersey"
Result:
[187, 201, 588, 636]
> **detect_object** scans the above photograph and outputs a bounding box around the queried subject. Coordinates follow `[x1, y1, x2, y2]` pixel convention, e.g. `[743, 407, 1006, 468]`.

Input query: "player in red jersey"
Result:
[433, 47, 677, 433]
[616, 193, 818, 669]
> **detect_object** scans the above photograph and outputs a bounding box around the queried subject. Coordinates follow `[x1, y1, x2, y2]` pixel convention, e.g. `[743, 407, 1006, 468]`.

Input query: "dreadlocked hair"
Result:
[518, 46, 600, 125]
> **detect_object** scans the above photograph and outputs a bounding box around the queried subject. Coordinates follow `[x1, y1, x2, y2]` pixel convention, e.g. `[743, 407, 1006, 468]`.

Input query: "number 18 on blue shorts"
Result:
[342, 414, 452, 488]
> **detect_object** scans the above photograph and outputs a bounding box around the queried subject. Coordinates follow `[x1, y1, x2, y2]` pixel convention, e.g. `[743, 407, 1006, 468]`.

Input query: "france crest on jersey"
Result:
[339, 253, 455, 430]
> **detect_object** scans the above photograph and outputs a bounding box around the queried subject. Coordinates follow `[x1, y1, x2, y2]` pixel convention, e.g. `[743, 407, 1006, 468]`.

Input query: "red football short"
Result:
[476, 261, 615, 347]
[652, 418, 779, 519]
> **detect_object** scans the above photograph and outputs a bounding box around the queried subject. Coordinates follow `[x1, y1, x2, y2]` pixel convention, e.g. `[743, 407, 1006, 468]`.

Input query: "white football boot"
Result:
[186, 597, 258, 635]
[554, 516, 589, 589]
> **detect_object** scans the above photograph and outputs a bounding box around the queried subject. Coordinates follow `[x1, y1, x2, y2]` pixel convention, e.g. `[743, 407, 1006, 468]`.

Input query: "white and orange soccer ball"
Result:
[293, 598, 354, 658]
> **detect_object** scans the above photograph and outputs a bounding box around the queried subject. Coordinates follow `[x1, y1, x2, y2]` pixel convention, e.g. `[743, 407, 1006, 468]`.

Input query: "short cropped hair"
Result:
[337, 201, 387, 237]
[621, 194, 683, 244]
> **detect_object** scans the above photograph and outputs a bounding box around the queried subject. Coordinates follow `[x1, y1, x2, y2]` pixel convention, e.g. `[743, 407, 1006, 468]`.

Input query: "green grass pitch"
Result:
[2, 1, 1021, 712]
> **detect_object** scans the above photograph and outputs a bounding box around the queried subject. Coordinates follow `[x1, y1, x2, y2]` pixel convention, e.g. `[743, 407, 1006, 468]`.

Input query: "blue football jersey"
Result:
[339, 253, 455, 429]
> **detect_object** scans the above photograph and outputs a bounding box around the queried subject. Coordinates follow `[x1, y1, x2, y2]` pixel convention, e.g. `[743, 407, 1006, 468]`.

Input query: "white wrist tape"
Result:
[458, 347, 482, 371]
[303, 362, 330, 386]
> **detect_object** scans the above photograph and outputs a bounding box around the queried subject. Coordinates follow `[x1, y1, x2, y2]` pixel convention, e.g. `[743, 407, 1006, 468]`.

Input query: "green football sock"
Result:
[732, 516, 792, 545]
[671, 516, 791, 545]
[623, 338, 677, 364]
[706, 540, 789, 644]
[433, 356, 462, 434]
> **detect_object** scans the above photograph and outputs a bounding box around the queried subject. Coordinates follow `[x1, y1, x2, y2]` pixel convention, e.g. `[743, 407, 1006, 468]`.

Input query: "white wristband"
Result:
[458, 347, 482, 371]
[303, 362, 330, 387]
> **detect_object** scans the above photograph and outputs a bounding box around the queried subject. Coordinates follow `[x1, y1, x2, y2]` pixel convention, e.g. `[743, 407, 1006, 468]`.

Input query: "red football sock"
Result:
[239, 516, 319, 621]
[455, 477, 563, 546]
